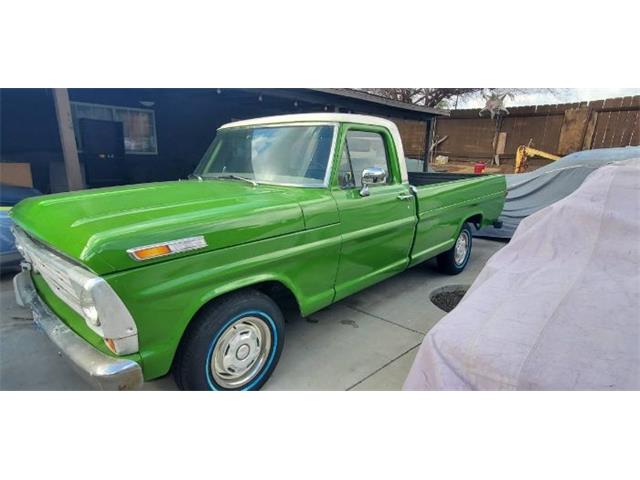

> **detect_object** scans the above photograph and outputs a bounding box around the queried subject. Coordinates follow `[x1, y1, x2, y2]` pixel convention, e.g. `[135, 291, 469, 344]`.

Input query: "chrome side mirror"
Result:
[359, 167, 387, 197]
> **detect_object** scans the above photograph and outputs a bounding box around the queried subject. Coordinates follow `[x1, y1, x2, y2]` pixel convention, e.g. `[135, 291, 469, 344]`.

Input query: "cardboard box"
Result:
[0, 163, 33, 188]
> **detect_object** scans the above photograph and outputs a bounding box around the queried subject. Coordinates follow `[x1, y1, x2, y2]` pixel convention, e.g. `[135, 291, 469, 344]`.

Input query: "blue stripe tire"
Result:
[173, 289, 285, 391]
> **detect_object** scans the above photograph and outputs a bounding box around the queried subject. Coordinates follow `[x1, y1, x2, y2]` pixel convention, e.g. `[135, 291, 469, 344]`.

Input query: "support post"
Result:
[423, 118, 436, 172]
[52, 88, 84, 191]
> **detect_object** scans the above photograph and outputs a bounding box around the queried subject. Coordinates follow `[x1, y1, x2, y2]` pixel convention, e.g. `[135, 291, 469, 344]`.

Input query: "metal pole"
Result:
[52, 88, 84, 191]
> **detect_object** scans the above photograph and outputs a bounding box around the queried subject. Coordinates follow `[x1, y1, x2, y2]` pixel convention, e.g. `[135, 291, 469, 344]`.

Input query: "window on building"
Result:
[70, 102, 158, 154]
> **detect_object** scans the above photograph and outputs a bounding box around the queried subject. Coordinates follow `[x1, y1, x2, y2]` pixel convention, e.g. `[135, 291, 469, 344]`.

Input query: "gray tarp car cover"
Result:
[404, 159, 640, 390]
[475, 146, 640, 239]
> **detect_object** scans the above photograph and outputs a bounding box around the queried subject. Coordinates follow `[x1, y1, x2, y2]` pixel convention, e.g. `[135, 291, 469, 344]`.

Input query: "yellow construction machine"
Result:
[514, 144, 561, 173]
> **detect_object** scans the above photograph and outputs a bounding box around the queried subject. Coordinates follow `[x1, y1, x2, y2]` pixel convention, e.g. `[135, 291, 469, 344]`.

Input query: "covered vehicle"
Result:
[404, 158, 639, 390]
[476, 146, 640, 238]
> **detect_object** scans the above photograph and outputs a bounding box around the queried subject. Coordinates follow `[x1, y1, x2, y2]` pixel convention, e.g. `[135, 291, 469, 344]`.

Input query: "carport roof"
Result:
[238, 88, 450, 120]
[64, 88, 449, 120]
[309, 89, 450, 117]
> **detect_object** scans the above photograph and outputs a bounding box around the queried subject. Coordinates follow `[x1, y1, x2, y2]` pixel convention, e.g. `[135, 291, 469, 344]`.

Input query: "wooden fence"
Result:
[389, 117, 428, 159]
[432, 96, 640, 167]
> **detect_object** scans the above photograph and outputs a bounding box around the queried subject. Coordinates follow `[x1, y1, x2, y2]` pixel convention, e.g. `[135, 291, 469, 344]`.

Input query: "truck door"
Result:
[331, 126, 416, 301]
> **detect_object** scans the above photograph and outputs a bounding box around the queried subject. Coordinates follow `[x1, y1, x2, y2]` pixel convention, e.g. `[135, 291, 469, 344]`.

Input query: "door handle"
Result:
[397, 193, 413, 201]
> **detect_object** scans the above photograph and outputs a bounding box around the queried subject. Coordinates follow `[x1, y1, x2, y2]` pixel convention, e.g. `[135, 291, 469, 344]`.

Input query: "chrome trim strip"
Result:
[323, 125, 339, 188]
[13, 271, 143, 390]
[13, 225, 88, 317]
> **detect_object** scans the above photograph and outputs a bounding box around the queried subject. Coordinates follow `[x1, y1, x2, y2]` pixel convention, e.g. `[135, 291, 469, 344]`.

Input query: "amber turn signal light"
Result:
[127, 236, 208, 262]
[105, 338, 117, 354]
[130, 244, 171, 260]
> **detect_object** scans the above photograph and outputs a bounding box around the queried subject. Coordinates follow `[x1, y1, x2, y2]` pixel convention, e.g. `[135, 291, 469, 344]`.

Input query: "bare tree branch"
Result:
[362, 88, 482, 108]
[360, 88, 562, 108]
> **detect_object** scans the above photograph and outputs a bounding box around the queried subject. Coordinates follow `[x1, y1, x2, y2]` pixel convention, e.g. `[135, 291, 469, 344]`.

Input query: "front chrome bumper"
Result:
[13, 271, 144, 391]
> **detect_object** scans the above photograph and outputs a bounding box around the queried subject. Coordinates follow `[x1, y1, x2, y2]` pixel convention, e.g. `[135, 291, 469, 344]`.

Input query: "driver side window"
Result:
[338, 130, 390, 188]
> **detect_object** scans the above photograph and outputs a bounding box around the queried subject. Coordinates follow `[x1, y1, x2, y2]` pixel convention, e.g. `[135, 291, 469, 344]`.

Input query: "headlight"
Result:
[79, 287, 100, 326]
[75, 276, 139, 355]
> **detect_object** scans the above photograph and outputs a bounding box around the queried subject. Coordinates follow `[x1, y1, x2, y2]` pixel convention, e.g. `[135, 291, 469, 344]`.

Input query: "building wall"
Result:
[2, 89, 439, 192]
[1, 89, 259, 192]
[69, 89, 227, 185]
[1, 89, 64, 192]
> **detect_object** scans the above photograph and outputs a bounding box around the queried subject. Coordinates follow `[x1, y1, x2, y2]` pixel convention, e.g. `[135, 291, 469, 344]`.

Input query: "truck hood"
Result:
[10, 180, 305, 274]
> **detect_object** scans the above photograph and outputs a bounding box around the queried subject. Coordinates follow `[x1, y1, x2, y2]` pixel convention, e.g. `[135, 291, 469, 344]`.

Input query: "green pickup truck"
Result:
[11, 113, 506, 390]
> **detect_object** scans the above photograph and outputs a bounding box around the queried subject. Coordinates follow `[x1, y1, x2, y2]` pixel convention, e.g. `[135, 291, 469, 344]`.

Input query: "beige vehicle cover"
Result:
[404, 159, 640, 390]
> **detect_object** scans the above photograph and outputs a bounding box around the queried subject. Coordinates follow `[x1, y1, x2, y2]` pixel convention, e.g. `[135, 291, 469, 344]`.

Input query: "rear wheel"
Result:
[437, 223, 473, 275]
[174, 290, 284, 391]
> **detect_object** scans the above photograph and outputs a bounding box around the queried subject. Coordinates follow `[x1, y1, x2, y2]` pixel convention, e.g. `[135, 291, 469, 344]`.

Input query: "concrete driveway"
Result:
[0, 239, 504, 391]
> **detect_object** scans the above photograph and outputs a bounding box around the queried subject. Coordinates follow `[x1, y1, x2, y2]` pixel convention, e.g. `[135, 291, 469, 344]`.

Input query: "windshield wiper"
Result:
[214, 174, 258, 187]
[187, 173, 203, 181]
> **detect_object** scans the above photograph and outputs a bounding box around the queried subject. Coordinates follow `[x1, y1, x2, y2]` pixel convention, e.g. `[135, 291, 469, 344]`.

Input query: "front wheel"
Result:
[436, 222, 473, 275]
[173, 290, 285, 391]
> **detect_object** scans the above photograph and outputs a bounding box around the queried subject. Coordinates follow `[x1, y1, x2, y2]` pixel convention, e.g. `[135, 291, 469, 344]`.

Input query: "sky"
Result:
[457, 88, 640, 109]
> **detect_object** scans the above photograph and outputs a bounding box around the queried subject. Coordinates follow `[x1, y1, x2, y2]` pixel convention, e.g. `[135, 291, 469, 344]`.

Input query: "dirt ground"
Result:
[434, 159, 554, 175]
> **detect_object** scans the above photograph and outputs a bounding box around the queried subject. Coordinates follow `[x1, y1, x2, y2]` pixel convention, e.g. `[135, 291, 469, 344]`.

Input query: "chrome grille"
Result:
[13, 226, 84, 316]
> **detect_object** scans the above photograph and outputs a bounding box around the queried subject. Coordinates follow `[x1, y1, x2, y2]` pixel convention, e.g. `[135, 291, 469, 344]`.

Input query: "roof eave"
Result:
[308, 88, 450, 117]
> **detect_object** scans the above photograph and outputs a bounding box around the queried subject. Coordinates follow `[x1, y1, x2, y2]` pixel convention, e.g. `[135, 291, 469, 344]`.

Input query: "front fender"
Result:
[105, 225, 340, 380]
[189, 272, 304, 325]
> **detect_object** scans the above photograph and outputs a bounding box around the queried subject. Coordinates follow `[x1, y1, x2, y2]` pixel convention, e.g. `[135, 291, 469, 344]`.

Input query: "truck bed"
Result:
[407, 171, 506, 267]
[408, 171, 485, 186]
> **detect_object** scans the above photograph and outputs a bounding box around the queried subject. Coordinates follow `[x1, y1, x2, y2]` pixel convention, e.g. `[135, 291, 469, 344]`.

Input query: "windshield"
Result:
[194, 124, 336, 187]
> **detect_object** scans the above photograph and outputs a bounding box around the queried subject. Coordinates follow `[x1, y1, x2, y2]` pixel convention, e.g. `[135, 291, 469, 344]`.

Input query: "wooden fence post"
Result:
[424, 118, 435, 172]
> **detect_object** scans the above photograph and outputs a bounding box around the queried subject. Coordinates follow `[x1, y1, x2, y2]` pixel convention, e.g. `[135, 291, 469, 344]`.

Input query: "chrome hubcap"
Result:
[454, 231, 469, 266]
[210, 316, 272, 389]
